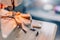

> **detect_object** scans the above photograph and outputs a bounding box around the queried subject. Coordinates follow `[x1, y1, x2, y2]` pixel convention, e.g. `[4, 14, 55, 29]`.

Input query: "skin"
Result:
[0, 3, 31, 32]
[0, 4, 40, 35]
[1, 11, 31, 33]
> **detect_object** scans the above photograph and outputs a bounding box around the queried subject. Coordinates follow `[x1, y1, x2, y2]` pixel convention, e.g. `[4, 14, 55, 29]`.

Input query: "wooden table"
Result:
[0, 20, 57, 40]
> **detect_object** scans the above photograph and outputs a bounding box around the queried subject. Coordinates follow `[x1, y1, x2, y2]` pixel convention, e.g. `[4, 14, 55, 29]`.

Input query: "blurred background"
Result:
[23, 0, 60, 40]
[0, 0, 60, 40]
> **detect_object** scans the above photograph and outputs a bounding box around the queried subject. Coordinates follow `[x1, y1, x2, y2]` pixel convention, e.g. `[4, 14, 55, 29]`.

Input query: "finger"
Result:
[15, 12, 21, 15]
[16, 12, 30, 20]
[22, 17, 31, 25]
[14, 15, 22, 24]
[20, 13, 30, 18]
[6, 11, 13, 16]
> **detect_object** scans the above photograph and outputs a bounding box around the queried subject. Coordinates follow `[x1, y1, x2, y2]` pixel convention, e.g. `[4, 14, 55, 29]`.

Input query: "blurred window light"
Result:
[43, 4, 53, 11]
[41, 0, 50, 3]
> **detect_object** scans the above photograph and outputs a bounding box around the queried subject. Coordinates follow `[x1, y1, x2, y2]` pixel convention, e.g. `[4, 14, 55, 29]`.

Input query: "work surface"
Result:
[0, 20, 57, 40]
